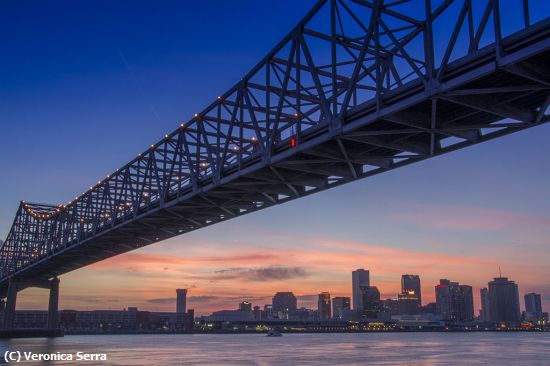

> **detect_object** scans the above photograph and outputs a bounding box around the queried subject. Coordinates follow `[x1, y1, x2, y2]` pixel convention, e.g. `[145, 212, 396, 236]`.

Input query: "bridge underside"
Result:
[2, 18, 548, 296]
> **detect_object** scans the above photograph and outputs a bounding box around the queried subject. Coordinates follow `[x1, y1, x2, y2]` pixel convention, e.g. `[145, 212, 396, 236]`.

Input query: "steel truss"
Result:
[1, 0, 549, 290]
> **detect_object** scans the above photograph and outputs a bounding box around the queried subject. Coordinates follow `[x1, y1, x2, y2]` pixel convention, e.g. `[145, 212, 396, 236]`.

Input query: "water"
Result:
[1, 332, 549, 365]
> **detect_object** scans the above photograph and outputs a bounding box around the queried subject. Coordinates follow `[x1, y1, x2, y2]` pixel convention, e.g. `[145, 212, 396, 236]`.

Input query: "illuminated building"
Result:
[398, 291, 419, 315]
[238, 301, 252, 312]
[401, 274, 421, 305]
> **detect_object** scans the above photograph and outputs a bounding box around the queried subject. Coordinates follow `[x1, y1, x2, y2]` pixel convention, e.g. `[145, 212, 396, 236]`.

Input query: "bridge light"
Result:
[180, 123, 185, 128]
[290, 135, 297, 148]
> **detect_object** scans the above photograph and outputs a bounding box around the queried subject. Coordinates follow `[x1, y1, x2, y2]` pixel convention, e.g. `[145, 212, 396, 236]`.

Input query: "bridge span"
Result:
[1, 0, 549, 330]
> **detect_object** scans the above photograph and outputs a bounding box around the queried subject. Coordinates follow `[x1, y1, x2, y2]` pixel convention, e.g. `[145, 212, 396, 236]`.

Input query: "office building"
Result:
[361, 286, 381, 318]
[398, 291, 419, 315]
[488, 277, 520, 323]
[332, 297, 351, 319]
[435, 279, 474, 322]
[272, 292, 297, 319]
[352, 269, 370, 311]
[318, 292, 332, 319]
[480, 288, 490, 322]
[382, 299, 399, 316]
[176, 289, 187, 323]
[401, 274, 421, 305]
[238, 301, 252, 312]
[525, 293, 542, 314]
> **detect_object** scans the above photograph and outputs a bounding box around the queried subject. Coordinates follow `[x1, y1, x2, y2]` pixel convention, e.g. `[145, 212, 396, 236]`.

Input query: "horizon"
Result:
[1, 0, 549, 317]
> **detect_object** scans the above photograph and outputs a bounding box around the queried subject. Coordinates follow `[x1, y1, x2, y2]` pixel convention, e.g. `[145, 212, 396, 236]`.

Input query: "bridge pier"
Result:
[3, 279, 18, 330]
[47, 277, 60, 329]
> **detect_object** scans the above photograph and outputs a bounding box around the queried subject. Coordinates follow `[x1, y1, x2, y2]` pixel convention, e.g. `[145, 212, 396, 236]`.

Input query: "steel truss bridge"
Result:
[0, 0, 549, 322]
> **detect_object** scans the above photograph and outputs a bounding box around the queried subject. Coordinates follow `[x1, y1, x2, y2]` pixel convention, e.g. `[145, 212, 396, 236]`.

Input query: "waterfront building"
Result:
[253, 306, 261, 320]
[381, 299, 399, 316]
[272, 292, 297, 319]
[480, 288, 491, 322]
[525, 293, 542, 314]
[435, 279, 474, 322]
[332, 297, 351, 319]
[238, 301, 252, 312]
[318, 292, 332, 319]
[488, 277, 521, 323]
[398, 291, 419, 315]
[361, 286, 381, 318]
[352, 269, 370, 311]
[401, 274, 421, 305]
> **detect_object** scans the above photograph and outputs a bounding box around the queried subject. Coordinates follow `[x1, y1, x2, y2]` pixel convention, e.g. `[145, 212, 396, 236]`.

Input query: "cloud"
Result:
[147, 297, 175, 305]
[210, 266, 308, 282]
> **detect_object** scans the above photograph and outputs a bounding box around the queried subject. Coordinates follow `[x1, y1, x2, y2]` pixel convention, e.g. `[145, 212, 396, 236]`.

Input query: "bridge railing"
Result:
[1, 0, 547, 279]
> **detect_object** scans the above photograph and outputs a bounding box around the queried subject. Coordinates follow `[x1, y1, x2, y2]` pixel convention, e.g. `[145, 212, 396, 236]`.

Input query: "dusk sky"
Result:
[0, 0, 549, 316]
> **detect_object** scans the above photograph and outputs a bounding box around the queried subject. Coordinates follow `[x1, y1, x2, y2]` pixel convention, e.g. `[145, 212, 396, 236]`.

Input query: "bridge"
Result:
[1, 0, 549, 330]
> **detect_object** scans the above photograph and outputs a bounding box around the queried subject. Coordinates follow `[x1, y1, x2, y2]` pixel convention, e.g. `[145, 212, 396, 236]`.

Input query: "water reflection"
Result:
[1, 332, 549, 365]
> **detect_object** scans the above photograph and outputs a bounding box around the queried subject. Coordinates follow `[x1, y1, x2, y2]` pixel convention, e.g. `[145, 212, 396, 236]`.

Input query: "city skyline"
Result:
[1, 0, 549, 316]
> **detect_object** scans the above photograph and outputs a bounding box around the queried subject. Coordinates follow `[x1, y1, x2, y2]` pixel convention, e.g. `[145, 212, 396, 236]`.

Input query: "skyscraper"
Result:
[524, 293, 544, 321]
[332, 297, 351, 319]
[459, 285, 475, 322]
[435, 279, 473, 321]
[524, 293, 542, 314]
[176, 289, 187, 324]
[401, 274, 421, 305]
[272, 292, 297, 319]
[176, 289, 187, 314]
[239, 301, 252, 312]
[480, 288, 490, 321]
[361, 286, 381, 318]
[352, 269, 370, 311]
[398, 291, 419, 315]
[318, 292, 331, 319]
[488, 277, 521, 323]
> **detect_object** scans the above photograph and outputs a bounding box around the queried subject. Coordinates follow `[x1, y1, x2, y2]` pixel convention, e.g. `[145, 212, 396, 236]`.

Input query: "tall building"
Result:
[238, 301, 252, 312]
[272, 292, 297, 319]
[398, 291, 419, 315]
[253, 306, 261, 320]
[382, 299, 399, 316]
[318, 292, 331, 319]
[352, 269, 370, 311]
[459, 285, 475, 322]
[524, 293, 544, 321]
[480, 288, 490, 322]
[332, 297, 351, 319]
[361, 286, 381, 318]
[488, 277, 520, 323]
[401, 274, 421, 305]
[176, 289, 187, 314]
[524, 293, 542, 314]
[435, 279, 473, 322]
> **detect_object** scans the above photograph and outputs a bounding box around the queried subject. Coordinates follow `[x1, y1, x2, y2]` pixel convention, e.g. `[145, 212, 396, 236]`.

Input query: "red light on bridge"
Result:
[290, 135, 297, 148]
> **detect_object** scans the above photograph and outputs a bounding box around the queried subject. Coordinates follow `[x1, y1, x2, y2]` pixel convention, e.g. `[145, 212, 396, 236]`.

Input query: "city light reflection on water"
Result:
[1, 332, 549, 365]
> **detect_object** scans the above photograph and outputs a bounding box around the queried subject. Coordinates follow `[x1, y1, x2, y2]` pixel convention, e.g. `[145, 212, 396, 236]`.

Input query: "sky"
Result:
[0, 0, 549, 316]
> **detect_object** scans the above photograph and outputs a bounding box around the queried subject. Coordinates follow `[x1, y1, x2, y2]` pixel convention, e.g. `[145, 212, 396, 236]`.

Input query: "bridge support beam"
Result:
[47, 277, 60, 329]
[3, 279, 18, 330]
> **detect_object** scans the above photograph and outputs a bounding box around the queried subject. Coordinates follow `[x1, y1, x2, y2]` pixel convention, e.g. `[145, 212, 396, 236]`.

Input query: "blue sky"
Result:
[0, 0, 549, 314]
